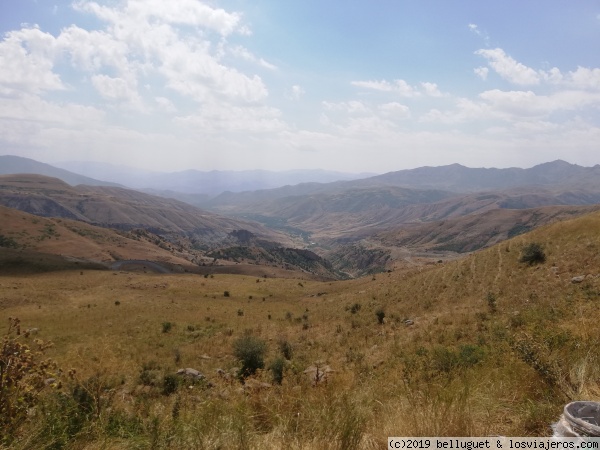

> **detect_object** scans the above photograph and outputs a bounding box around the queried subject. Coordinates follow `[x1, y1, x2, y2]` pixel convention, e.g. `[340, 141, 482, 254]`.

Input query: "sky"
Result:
[0, 0, 599, 173]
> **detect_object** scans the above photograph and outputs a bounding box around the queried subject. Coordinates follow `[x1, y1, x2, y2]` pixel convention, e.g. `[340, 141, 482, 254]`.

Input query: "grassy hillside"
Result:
[2, 211, 600, 448]
[0, 174, 291, 245]
[0, 205, 196, 265]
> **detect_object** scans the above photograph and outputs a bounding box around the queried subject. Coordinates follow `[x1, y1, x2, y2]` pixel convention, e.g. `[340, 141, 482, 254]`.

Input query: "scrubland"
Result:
[2, 212, 600, 449]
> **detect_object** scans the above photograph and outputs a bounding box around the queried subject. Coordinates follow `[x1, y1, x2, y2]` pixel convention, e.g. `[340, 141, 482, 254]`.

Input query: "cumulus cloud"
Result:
[74, 0, 242, 36]
[560, 67, 600, 90]
[476, 48, 541, 85]
[420, 82, 444, 97]
[0, 27, 64, 94]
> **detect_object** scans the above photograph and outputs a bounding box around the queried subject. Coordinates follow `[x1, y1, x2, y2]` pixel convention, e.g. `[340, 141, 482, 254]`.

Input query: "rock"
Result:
[176, 368, 205, 380]
[303, 364, 334, 385]
[571, 276, 586, 283]
[403, 319, 414, 326]
[243, 378, 272, 391]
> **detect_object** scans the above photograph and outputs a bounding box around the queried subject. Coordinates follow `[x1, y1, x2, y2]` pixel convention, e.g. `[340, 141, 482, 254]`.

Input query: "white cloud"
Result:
[286, 85, 305, 101]
[468, 23, 490, 46]
[154, 96, 177, 113]
[91, 74, 145, 111]
[561, 67, 600, 90]
[57, 25, 130, 72]
[74, 0, 242, 36]
[174, 102, 286, 134]
[352, 79, 444, 97]
[0, 27, 64, 94]
[480, 89, 600, 118]
[378, 102, 411, 119]
[476, 48, 541, 85]
[229, 45, 277, 70]
[322, 100, 370, 114]
[351, 79, 419, 97]
[0, 93, 105, 126]
[474, 67, 489, 80]
[420, 82, 444, 97]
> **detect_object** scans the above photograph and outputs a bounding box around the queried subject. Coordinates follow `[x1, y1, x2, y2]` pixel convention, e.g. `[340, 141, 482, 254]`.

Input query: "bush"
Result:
[162, 322, 173, 333]
[520, 243, 546, 265]
[375, 309, 385, 324]
[269, 357, 286, 384]
[486, 292, 497, 313]
[278, 338, 293, 360]
[162, 374, 179, 395]
[233, 335, 267, 378]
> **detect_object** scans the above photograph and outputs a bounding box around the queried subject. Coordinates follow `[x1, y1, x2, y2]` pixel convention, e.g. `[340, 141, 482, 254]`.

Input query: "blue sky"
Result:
[0, 0, 599, 173]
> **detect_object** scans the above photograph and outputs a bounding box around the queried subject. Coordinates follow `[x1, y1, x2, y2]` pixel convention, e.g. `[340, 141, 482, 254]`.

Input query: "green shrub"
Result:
[233, 335, 267, 378]
[486, 292, 497, 313]
[520, 243, 546, 265]
[269, 357, 286, 384]
[375, 309, 385, 324]
[278, 338, 293, 360]
[162, 322, 173, 333]
[162, 374, 179, 395]
[458, 344, 486, 367]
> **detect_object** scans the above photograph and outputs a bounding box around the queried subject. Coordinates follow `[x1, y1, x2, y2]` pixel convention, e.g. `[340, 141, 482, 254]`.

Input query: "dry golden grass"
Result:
[0, 205, 193, 265]
[2, 211, 600, 448]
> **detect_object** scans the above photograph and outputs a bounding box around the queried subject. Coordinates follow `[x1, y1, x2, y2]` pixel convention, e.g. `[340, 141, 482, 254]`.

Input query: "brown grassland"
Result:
[2, 211, 600, 448]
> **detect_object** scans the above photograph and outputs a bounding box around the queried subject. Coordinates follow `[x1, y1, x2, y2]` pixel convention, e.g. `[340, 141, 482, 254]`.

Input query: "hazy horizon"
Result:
[1, 1, 599, 173]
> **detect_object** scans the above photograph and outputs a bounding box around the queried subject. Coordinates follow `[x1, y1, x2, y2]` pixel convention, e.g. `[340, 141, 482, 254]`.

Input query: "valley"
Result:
[2, 157, 600, 447]
[3, 157, 600, 278]
[2, 208, 600, 447]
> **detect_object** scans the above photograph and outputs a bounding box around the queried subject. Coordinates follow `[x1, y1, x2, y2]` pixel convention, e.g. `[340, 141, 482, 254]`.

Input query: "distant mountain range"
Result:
[358, 160, 600, 192]
[2, 155, 600, 277]
[0, 155, 121, 187]
[54, 159, 376, 195]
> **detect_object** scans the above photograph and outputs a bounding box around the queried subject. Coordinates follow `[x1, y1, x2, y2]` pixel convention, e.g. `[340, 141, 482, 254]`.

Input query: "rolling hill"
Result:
[0, 175, 339, 278]
[3, 207, 600, 445]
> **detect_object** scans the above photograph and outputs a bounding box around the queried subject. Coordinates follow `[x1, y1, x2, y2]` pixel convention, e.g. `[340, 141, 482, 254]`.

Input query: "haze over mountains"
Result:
[54, 159, 376, 196]
[2, 154, 600, 278]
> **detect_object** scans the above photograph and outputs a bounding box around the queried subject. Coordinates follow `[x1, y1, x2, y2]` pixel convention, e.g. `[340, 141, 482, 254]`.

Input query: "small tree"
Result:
[233, 335, 267, 379]
[375, 309, 385, 325]
[519, 243, 546, 265]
